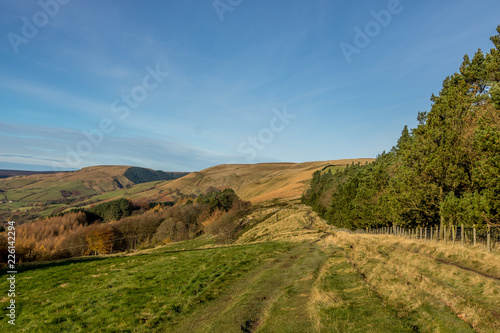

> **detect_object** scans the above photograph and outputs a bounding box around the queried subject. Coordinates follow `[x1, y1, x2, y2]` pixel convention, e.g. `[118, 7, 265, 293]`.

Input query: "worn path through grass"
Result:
[164, 241, 416, 333]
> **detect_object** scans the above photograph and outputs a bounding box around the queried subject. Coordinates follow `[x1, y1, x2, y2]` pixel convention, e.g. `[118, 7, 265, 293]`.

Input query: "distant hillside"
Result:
[0, 170, 72, 179]
[0, 165, 186, 204]
[124, 167, 189, 184]
[127, 159, 374, 204]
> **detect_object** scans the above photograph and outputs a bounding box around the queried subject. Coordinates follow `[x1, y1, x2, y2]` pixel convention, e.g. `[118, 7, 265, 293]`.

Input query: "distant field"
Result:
[0, 170, 72, 179]
[1, 203, 498, 332]
[0, 166, 134, 204]
[0, 166, 186, 221]
[74, 180, 172, 208]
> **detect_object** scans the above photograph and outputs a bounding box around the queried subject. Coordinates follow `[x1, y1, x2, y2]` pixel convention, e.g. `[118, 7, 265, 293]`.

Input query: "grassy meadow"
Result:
[1, 203, 498, 332]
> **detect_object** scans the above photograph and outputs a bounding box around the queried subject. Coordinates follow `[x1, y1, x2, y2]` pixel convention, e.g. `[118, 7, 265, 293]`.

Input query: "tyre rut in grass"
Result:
[166, 242, 328, 333]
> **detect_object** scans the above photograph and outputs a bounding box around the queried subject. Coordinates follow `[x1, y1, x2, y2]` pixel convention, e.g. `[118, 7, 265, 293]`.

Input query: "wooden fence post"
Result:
[487, 226, 491, 253]
[473, 227, 477, 247]
[461, 224, 464, 247]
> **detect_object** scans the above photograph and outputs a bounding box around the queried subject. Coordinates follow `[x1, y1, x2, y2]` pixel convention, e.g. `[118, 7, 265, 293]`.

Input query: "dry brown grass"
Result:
[140, 159, 374, 203]
[234, 203, 329, 244]
[328, 232, 500, 333]
[374, 235, 500, 278]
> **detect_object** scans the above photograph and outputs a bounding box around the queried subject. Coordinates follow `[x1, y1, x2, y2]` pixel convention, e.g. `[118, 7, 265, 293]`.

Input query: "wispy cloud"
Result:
[0, 122, 229, 171]
[0, 78, 109, 117]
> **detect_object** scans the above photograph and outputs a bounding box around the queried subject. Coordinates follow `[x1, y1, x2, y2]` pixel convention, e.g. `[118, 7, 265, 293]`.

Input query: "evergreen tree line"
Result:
[124, 167, 189, 184]
[68, 198, 134, 223]
[302, 26, 500, 231]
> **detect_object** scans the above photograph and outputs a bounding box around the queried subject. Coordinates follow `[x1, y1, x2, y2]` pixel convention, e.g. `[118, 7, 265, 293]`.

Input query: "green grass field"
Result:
[78, 180, 170, 204]
[1, 204, 498, 332]
[3, 236, 493, 332]
[0, 241, 297, 332]
[0, 239, 408, 332]
[0, 179, 171, 222]
[1, 181, 96, 203]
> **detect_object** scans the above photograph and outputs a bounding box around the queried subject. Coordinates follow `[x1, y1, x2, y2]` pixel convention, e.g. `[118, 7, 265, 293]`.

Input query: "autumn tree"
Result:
[85, 224, 117, 255]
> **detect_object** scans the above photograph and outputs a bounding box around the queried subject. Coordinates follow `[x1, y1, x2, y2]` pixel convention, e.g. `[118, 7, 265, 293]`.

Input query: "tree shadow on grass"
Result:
[1, 254, 113, 274]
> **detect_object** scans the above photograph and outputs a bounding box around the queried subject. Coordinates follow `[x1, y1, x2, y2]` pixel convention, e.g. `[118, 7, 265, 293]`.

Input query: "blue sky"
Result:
[0, 0, 499, 172]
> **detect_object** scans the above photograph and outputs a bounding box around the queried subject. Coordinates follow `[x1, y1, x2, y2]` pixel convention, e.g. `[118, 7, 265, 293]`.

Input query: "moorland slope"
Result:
[134, 159, 374, 203]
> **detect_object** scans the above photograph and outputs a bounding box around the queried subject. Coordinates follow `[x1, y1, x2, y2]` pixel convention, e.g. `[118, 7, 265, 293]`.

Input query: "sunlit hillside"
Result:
[139, 159, 374, 203]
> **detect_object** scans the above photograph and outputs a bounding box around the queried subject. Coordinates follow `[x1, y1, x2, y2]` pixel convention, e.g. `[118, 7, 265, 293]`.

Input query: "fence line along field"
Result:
[360, 225, 499, 252]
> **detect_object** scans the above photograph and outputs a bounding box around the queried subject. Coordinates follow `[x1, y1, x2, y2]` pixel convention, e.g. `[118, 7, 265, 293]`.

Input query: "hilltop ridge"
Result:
[143, 159, 374, 203]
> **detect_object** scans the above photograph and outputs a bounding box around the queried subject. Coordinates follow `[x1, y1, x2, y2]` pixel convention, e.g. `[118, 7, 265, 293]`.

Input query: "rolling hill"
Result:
[124, 159, 374, 204]
[0, 165, 188, 204]
[0, 160, 370, 223]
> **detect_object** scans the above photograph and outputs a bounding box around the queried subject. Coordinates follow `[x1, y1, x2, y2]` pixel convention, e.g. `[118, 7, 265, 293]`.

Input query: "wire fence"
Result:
[356, 225, 500, 252]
